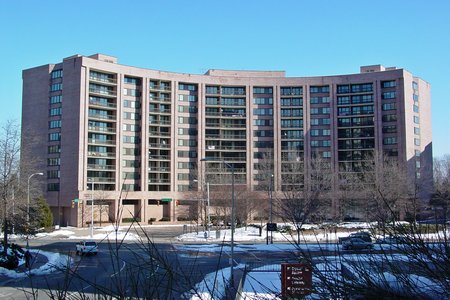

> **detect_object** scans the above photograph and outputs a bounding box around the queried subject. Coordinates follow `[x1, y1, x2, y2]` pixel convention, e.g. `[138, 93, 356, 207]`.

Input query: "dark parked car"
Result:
[342, 238, 373, 250]
[338, 231, 372, 244]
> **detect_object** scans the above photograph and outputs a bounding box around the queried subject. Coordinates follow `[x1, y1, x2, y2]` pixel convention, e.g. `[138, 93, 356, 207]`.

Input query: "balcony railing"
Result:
[148, 179, 171, 183]
[88, 151, 116, 158]
[149, 131, 171, 137]
[206, 145, 246, 151]
[89, 99, 117, 109]
[149, 108, 171, 114]
[149, 120, 171, 125]
[89, 76, 117, 85]
[149, 143, 171, 148]
[89, 88, 117, 97]
[88, 126, 116, 133]
[205, 134, 246, 139]
[88, 139, 115, 145]
[149, 85, 171, 91]
[149, 96, 171, 102]
[88, 177, 116, 183]
[87, 164, 116, 170]
[148, 167, 170, 172]
[88, 113, 116, 121]
[148, 155, 170, 160]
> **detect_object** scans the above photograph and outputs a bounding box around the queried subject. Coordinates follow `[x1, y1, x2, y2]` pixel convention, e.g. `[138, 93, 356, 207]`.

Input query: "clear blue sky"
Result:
[1, 0, 449, 157]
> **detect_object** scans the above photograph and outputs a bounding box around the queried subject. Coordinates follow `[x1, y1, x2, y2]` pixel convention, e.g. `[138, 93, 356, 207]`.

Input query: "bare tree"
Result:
[276, 153, 334, 241]
[0, 120, 21, 255]
[431, 155, 450, 221]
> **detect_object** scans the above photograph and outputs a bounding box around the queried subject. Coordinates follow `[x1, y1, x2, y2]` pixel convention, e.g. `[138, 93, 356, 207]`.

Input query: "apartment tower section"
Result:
[21, 54, 432, 227]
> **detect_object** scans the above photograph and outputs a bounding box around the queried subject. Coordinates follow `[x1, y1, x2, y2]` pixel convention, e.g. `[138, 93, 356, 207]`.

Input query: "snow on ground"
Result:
[0, 249, 71, 278]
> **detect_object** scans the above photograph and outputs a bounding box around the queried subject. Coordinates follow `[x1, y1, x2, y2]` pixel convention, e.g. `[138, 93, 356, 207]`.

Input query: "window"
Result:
[123, 135, 139, 144]
[253, 87, 273, 94]
[413, 94, 419, 102]
[48, 158, 60, 166]
[124, 76, 141, 85]
[50, 69, 63, 79]
[337, 85, 350, 94]
[124, 100, 140, 108]
[178, 150, 197, 158]
[412, 81, 418, 90]
[351, 83, 373, 93]
[382, 92, 396, 99]
[49, 120, 61, 128]
[311, 119, 319, 126]
[382, 125, 397, 133]
[253, 97, 273, 105]
[123, 160, 140, 168]
[179, 94, 198, 102]
[178, 117, 197, 124]
[206, 85, 219, 94]
[281, 86, 303, 96]
[415, 150, 421, 157]
[322, 151, 331, 158]
[382, 80, 396, 88]
[311, 129, 319, 136]
[124, 88, 140, 97]
[48, 145, 60, 153]
[50, 95, 62, 104]
[382, 103, 396, 111]
[414, 138, 421, 146]
[323, 129, 331, 136]
[49, 107, 61, 116]
[254, 130, 273, 137]
[253, 108, 273, 116]
[382, 114, 397, 122]
[310, 86, 329, 93]
[337, 96, 350, 105]
[414, 127, 420, 135]
[178, 83, 198, 91]
[254, 119, 274, 126]
[178, 139, 197, 147]
[413, 105, 419, 113]
[47, 170, 60, 179]
[383, 137, 397, 145]
[221, 86, 245, 95]
[122, 124, 141, 132]
[50, 83, 63, 92]
[47, 183, 60, 191]
[281, 98, 303, 106]
[123, 112, 140, 120]
[49, 132, 61, 141]
[413, 116, 420, 124]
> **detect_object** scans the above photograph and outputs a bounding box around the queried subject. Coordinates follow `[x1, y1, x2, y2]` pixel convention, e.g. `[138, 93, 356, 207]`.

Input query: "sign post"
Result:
[281, 263, 312, 298]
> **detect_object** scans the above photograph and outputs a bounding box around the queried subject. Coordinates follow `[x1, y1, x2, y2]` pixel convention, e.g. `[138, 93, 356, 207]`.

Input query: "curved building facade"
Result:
[22, 54, 432, 227]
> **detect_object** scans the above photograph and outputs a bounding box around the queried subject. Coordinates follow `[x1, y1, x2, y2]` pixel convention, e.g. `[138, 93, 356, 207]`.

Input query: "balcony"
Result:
[149, 108, 171, 114]
[206, 145, 246, 151]
[89, 76, 117, 85]
[149, 120, 171, 126]
[87, 151, 116, 158]
[148, 179, 171, 183]
[89, 88, 117, 97]
[88, 139, 115, 146]
[149, 142, 171, 148]
[149, 85, 171, 92]
[205, 134, 246, 140]
[149, 96, 171, 102]
[148, 167, 170, 172]
[89, 99, 117, 109]
[148, 155, 170, 160]
[88, 126, 116, 134]
[88, 113, 116, 121]
[87, 164, 115, 171]
[88, 177, 116, 183]
[149, 131, 171, 137]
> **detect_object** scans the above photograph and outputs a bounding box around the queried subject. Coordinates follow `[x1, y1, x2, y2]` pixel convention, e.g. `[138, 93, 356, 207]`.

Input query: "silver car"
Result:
[342, 237, 373, 250]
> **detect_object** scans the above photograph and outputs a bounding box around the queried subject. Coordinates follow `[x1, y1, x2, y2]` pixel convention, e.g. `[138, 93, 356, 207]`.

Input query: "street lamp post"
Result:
[27, 172, 44, 224]
[269, 174, 274, 244]
[206, 181, 211, 239]
[27, 172, 43, 248]
[89, 179, 94, 238]
[201, 157, 235, 286]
